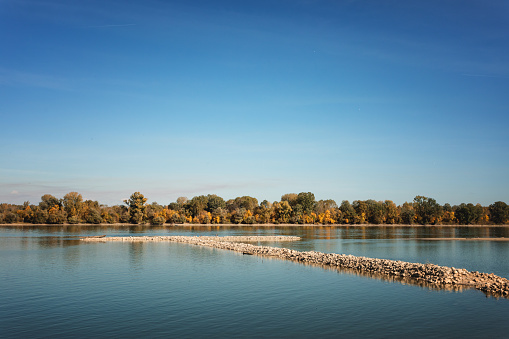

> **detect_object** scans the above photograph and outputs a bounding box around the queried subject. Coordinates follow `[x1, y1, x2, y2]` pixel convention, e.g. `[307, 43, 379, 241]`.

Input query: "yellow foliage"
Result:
[48, 204, 60, 214]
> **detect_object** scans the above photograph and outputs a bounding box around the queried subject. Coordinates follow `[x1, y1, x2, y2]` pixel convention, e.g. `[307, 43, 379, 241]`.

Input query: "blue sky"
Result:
[1, 0, 508, 206]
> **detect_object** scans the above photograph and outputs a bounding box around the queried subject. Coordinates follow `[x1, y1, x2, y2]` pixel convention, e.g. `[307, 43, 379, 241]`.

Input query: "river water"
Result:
[1, 225, 508, 338]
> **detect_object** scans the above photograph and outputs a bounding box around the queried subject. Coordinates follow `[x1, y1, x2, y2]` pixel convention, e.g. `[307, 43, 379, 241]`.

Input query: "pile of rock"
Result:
[81, 235, 509, 298]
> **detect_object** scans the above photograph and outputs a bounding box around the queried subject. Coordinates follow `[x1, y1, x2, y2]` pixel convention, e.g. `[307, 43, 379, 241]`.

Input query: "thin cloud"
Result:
[0, 68, 72, 91]
[461, 73, 509, 79]
[86, 23, 137, 28]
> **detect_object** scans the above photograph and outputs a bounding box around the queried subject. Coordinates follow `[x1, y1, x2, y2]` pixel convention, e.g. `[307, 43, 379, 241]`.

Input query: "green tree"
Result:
[455, 203, 483, 225]
[400, 202, 415, 224]
[296, 192, 316, 214]
[185, 195, 209, 217]
[413, 196, 442, 225]
[124, 192, 148, 224]
[365, 200, 383, 224]
[339, 200, 356, 224]
[206, 194, 226, 212]
[231, 208, 246, 224]
[489, 201, 509, 224]
[33, 208, 49, 224]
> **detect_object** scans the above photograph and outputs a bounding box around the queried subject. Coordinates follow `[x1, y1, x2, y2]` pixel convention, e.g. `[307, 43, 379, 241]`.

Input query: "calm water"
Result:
[1, 226, 508, 338]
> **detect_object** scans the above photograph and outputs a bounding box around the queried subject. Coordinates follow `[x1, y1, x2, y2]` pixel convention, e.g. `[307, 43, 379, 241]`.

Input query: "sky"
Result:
[1, 0, 508, 207]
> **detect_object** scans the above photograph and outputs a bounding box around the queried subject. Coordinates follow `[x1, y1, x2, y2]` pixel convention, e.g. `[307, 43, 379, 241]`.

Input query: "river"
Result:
[1, 225, 508, 338]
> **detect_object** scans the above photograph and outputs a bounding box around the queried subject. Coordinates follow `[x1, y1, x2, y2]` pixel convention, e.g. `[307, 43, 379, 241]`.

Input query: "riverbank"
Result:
[3, 222, 509, 227]
[82, 235, 509, 298]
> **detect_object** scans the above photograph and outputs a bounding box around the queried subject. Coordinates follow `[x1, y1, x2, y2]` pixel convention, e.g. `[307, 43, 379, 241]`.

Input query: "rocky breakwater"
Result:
[82, 236, 509, 298]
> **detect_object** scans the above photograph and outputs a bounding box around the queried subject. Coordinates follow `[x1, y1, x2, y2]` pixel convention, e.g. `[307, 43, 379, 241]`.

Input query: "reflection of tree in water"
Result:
[38, 236, 81, 248]
[129, 242, 144, 271]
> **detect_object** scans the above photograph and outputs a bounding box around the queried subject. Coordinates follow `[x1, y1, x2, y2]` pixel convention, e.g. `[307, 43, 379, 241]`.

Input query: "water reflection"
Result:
[129, 242, 145, 271]
[310, 261, 509, 299]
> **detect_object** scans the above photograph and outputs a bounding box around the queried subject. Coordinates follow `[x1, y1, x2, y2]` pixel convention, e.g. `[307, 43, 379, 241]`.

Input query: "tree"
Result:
[260, 200, 272, 209]
[315, 199, 338, 214]
[352, 200, 368, 224]
[296, 192, 316, 214]
[231, 208, 246, 224]
[383, 200, 399, 224]
[226, 196, 258, 213]
[32, 208, 49, 224]
[82, 200, 103, 224]
[254, 203, 272, 223]
[146, 202, 164, 224]
[339, 200, 356, 224]
[63, 192, 83, 223]
[489, 201, 509, 224]
[413, 196, 442, 225]
[185, 195, 209, 217]
[47, 205, 67, 224]
[206, 194, 226, 212]
[281, 193, 298, 207]
[400, 202, 415, 224]
[39, 194, 60, 210]
[455, 203, 483, 225]
[124, 192, 148, 224]
[365, 200, 383, 224]
[273, 201, 292, 223]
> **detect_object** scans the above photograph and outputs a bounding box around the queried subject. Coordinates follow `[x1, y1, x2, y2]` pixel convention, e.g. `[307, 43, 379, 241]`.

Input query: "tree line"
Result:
[1, 192, 508, 225]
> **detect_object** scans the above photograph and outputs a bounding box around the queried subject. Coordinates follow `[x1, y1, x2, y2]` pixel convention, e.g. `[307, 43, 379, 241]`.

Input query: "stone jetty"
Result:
[82, 235, 509, 298]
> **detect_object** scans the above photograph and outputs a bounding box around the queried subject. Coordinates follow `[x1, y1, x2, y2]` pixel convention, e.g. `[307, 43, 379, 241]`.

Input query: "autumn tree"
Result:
[281, 193, 298, 206]
[82, 200, 103, 224]
[254, 203, 272, 223]
[146, 202, 165, 225]
[47, 203, 67, 224]
[17, 201, 33, 223]
[352, 200, 368, 224]
[63, 192, 83, 224]
[315, 199, 338, 215]
[383, 200, 399, 224]
[124, 192, 147, 224]
[39, 194, 61, 210]
[273, 201, 292, 223]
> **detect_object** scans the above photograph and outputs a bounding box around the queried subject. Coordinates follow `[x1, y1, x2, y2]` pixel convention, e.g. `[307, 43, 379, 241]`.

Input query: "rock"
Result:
[81, 235, 509, 298]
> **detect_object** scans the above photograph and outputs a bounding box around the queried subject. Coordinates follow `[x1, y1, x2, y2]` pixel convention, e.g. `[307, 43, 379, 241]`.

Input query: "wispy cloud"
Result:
[0, 68, 72, 90]
[86, 23, 137, 28]
[461, 73, 509, 79]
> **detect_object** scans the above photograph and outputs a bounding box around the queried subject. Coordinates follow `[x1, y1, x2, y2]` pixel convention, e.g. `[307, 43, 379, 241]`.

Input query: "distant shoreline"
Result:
[2, 222, 509, 227]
